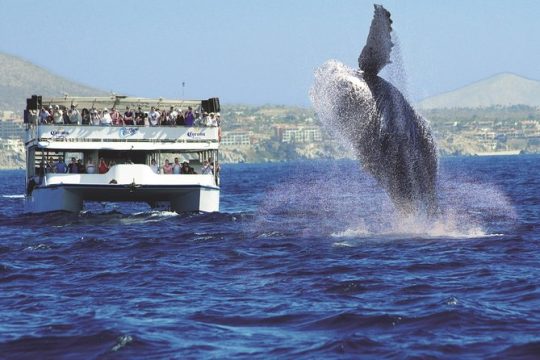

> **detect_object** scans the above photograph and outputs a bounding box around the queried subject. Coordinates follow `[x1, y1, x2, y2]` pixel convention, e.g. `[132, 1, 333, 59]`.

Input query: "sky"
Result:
[1, 0, 539, 106]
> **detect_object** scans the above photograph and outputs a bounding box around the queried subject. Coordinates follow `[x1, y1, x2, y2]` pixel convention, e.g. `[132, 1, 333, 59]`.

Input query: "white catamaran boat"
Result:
[23, 95, 221, 213]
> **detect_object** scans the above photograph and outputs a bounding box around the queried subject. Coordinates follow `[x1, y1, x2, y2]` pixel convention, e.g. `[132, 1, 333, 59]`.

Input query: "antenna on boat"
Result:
[182, 82, 185, 97]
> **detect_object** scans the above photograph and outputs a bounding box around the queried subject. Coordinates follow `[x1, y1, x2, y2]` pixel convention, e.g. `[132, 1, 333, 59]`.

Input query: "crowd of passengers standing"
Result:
[37, 105, 220, 127]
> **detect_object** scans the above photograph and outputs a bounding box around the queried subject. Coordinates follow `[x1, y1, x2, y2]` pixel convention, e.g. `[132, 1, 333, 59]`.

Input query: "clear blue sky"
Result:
[1, 0, 539, 105]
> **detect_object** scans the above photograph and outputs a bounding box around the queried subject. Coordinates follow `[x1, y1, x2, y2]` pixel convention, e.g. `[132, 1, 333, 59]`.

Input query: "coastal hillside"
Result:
[0, 52, 107, 111]
[418, 73, 540, 109]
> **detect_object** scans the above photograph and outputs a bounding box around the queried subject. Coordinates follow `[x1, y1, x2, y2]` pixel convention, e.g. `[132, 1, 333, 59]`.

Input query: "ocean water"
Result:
[0, 156, 539, 359]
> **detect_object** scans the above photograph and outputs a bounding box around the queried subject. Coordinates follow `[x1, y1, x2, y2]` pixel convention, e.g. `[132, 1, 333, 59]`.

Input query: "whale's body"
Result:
[311, 5, 438, 215]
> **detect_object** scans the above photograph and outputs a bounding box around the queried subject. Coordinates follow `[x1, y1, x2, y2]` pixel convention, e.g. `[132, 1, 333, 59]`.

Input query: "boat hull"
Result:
[24, 164, 220, 213]
[24, 183, 220, 213]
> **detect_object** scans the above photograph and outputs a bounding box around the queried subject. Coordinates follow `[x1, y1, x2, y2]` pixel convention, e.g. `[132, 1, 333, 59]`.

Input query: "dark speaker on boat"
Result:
[26, 95, 42, 110]
[202, 98, 220, 113]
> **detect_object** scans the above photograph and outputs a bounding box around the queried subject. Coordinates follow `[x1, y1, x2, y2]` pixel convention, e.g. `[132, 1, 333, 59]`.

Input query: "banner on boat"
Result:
[38, 126, 219, 142]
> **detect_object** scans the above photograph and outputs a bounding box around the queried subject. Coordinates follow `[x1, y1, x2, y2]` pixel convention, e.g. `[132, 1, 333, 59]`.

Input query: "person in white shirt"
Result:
[201, 160, 213, 175]
[150, 159, 159, 173]
[86, 157, 96, 174]
[90, 108, 100, 125]
[148, 107, 160, 126]
[39, 107, 50, 124]
[69, 105, 82, 125]
[100, 108, 113, 126]
[52, 105, 63, 124]
[206, 113, 218, 127]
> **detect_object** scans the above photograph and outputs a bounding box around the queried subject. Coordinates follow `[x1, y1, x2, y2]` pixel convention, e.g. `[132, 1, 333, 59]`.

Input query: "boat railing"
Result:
[26, 124, 220, 144]
[42, 164, 217, 186]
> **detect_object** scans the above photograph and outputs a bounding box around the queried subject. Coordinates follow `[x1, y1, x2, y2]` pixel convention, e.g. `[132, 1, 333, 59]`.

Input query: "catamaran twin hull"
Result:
[25, 165, 220, 213]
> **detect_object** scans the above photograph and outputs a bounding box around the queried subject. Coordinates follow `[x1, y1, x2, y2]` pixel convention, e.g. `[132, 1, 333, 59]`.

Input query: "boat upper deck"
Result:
[24, 95, 221, 150]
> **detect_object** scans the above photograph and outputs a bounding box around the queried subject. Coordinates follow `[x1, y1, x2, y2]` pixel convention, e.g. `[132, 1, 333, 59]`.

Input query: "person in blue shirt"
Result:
[55, 157, 67, 173]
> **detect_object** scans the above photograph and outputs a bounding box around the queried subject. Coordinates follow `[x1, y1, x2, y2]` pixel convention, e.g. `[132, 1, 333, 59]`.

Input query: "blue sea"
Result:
[0, 156, 539, 359]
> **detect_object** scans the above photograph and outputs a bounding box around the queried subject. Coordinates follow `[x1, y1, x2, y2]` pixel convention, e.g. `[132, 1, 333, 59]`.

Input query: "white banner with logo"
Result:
[38, 125, 219, 142]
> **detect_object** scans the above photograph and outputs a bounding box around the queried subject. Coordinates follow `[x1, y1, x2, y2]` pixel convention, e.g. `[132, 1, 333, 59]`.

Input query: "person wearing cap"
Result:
[89, 107, 100, 125]
[201, 159, 213, 175]
[38, 106, 50, 124]
[180, 161, 191, 174]
[100, 108, 112, 126]
[52, 105, 63, 124]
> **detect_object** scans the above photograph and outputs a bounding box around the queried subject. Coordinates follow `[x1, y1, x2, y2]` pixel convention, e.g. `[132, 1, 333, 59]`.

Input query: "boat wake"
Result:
[2, 194, 25, 199]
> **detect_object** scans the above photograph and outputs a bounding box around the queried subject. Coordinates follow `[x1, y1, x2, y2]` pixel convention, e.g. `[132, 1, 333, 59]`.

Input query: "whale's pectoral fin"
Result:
[358, 4, 393, 75]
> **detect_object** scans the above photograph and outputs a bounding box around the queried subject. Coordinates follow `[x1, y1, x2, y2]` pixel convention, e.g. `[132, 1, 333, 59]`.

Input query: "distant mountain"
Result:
[418, 73, 540, 109]
[0, 52, 107, 111]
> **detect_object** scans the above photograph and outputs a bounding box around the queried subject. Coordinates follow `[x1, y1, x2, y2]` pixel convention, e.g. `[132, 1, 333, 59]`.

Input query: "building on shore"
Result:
[273, 125, 322, 143]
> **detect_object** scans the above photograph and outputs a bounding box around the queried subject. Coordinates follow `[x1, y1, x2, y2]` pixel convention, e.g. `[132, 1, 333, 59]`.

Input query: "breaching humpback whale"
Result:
[310, 4, 438, 216]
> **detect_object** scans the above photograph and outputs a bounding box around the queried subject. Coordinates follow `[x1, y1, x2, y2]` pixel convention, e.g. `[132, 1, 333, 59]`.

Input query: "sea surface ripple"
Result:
[0, 156, 539, 359]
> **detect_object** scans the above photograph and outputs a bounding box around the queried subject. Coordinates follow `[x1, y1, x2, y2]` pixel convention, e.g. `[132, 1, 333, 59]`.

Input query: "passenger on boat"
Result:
[69, 105, 82, 125]
[184, 107, 194, 126]
[46, 106, 53, 122]
[124, 106, 135, 125]
[167, 107, 178, 126]
[46, 157, 55, 173]
[55, 157, 67, 173]
[98, 158, 109, 174]
[150, 159, 159, 173]
[181, 161, 196, 174]
[201, 160, 213, 175]
[52, 105, 64, 124]
[192, 111, 202, 127]
[39, 107, 50, 124]
[100, 108, 113, 126]
[175, 110, 185, 126]
[77, 159, 86, 173]
[148, 107, 160, 126]
[162, 159, 173, 174]
[158, 108, 168, 126]
[216, 113, 221, 127]
[62, 109, 71, 124]
[172, 158, 181, 174]
[68, 157, 79, 173]
[86, 157, 96, 174]
[206, 112, 218, 127]
[81, 108, 90, 125]
[135, 107, 146, 126]
[110, 107, 123, 126]
[90, 108, 100, 125]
